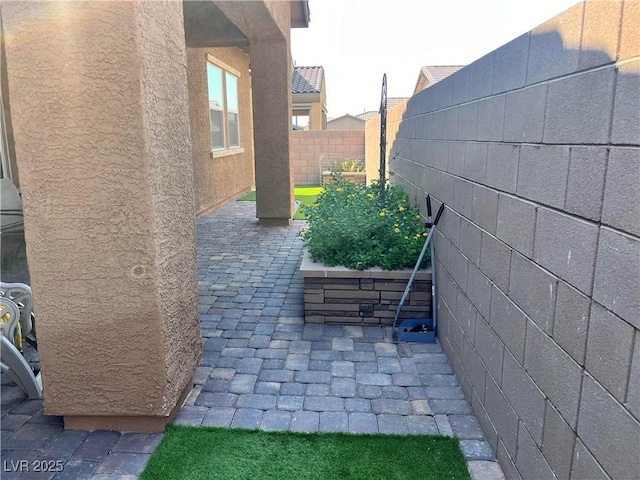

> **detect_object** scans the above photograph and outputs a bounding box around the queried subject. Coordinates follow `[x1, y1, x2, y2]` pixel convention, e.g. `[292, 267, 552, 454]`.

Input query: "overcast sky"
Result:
[291, 0, 581, 118]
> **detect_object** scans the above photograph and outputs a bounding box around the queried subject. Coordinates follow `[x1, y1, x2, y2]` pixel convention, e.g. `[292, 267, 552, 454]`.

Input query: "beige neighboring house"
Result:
[327, 114, 365, 130]
[292, 66, 327, 130]
[414, 65, 465, 94]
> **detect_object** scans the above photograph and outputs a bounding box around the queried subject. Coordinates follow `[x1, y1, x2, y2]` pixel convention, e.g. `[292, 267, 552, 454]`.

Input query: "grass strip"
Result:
[141, 424, 471, 480]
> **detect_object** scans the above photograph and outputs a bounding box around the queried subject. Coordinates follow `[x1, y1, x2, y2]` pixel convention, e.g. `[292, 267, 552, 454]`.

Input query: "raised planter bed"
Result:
[321, 171, 366, 186]
[300, 249, 432, 325]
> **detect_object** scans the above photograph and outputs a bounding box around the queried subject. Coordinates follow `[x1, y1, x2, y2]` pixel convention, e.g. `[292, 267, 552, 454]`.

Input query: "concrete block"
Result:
[447, 142, 466, 176]
[457, 102, 478, 140]
[570, 439, 609, 480]
[542, 402, 576, 480]
[626, 334, 640, 421]
[424, 167, 441, 200]
[489, 286, 526, 363]
[492, 33, 529, 94]
[484, 374, 519, 458]
[476, 95, 505, 142]
[553, 282, 590, 366]
[515, 421, 555, 480]
[619, 0, 640, 60]
[456, 289, 477, 341]
[432, 110, 444, 139]
[439, 173, 455, 209]
[544, 67, 616, 144]
[460, 218, 482, 267]
[533, 207, 599, 295]
[486, 144, 518, 194]
[469, 52, 494, 101]
[517, 145, 570, 210]
[462, 337, 486, 401]
[464, 143, 487, 184]
[502, 351, 546, 445]
[503, 84, 546, 143]
[593, 227, 640, 327]
[434, 229, 451, 271]
[443, 107, 459, 140]
[471, 186, 499, 235]
[480, 233, 511, 293]
[565, 146, 608, 222]
[450, 246, 469, 290]
[435, 141, 450, 171]
[526, 3, 583, 85]
[577, 375, 640, 480]
[437, 262, 457, 312]
[437, 78, 454, 110]
[471, 392, 499, 453]
[497, 440, 522, 480]
[467, 263, 492, 321]
[585, 303, 634, 403]
[602, 147, 640, 237]
[496, 194, 536, 258]
[451, 66, 470, 106]
[579, 0, 623, 69]
[474, 317, 504, 382]
[509, 252, 557, 334]
[524, 320, 582, 428]
[454, 178, 474, 220]
[440, 207, 461, 249]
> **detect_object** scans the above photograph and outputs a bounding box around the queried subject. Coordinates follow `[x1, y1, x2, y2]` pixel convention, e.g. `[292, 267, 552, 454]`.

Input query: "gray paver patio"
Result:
[1, 199, 502, 479]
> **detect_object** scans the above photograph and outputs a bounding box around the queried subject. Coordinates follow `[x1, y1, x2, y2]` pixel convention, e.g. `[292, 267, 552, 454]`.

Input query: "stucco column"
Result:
[250, 37, 295, 225]
[2, 1, 201, 431]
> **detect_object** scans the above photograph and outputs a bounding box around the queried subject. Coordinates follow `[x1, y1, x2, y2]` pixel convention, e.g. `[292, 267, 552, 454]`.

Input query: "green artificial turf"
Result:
[140, 425, 471, 480]
[237, 186, 323, 220]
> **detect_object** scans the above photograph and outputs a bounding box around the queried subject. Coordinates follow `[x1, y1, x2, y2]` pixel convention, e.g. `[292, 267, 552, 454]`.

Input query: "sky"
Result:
[291, 0, 581, 118]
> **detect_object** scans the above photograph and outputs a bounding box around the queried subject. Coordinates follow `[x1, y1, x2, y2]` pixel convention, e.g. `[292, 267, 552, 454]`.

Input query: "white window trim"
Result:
[206, 54, 242, 154]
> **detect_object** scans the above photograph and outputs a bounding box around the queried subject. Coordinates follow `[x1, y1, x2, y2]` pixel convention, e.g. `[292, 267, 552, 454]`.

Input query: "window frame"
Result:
[206, 54, 242, 157]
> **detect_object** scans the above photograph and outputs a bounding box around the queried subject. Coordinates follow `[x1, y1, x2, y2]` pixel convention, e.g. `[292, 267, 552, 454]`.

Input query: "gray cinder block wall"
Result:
[390, 2, 639, 479]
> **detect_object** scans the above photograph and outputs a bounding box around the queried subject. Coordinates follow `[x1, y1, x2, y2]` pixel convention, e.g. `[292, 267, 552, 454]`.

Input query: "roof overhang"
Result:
[290, 0, 310, 28]
[183, 1, 250, 48]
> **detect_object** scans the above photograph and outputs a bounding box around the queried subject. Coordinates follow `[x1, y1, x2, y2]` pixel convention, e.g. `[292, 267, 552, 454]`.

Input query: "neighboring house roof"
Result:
[385, 97, 408, 109]
[415, 65, 465, 93]
[292, 66, 324, 94]
[356, 111, 378, 121]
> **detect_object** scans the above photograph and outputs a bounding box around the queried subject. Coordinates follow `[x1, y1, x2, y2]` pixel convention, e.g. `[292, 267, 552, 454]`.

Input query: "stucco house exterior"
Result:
[327, 114, 365, 130]
[0, 0, 309, 432]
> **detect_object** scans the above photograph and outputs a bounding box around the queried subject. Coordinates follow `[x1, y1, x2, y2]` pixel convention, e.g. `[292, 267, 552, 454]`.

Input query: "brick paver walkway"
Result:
[1, 199, 504, 479]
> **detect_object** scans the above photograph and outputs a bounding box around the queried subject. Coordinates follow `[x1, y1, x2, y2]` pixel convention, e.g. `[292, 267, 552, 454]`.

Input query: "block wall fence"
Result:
[291, 130, 365, 185]
[389, 2, 639, 479]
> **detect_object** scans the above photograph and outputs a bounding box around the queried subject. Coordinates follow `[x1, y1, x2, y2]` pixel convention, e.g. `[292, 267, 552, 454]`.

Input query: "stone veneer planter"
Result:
[300, 249, 432, 325]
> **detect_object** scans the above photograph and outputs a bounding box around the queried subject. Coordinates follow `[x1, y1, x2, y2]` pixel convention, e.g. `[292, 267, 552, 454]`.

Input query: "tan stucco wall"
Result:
[2, 0, 200, 425]
[187, 47, 255, 217]
[364, 99, 408, 184]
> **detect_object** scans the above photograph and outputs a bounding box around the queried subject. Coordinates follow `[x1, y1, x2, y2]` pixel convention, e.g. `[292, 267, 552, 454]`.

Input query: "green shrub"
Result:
[300, 176, 429, 270]
[335, 158, 366, 173]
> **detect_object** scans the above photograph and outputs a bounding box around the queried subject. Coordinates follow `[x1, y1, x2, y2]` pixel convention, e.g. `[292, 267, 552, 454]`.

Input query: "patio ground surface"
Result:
[1, 199, 504, 479]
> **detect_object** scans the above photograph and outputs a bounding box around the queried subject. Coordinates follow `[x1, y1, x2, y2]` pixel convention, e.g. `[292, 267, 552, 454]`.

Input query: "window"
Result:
[207, 60, 240, 152]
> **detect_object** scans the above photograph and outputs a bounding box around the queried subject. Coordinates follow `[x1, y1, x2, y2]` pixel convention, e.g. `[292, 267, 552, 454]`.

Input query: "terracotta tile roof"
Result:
[420, 65, 465, 85]
[292, 66, 324, 94]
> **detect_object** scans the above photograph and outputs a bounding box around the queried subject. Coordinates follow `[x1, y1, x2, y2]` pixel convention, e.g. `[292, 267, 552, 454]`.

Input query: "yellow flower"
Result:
[423, 232, 428, 236]
[367, 193, 374, 199]
[336, 187, 342, 192]
[379, 211, 385, 217]
[394, 227, 400, 233]
[404, 236, 409, 240]
[416, 215, 421, 219]
[399, 206, 405, 212]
